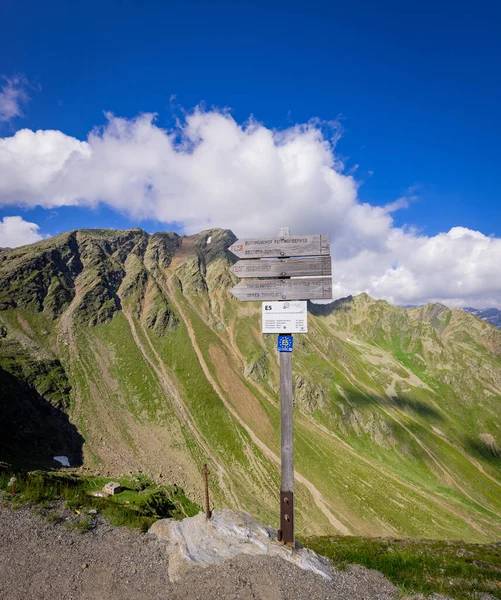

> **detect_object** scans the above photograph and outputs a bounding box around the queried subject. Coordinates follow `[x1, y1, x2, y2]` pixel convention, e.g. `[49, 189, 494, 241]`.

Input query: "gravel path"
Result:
[0, 505, 398, 599]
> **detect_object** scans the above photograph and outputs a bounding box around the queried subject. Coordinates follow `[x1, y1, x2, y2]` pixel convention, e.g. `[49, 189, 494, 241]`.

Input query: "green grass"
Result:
[65, 518, 94, 533]
[87, 314, 172, 423]
[302, 536, 501, 600]
[45, 512, 64, 525]
[0, 469, 200, 532]
[150, 302, 250, 463]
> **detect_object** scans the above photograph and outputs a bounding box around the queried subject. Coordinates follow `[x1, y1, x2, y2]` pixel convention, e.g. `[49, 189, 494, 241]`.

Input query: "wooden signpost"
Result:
[229, 234, 330, 259]
[230, 277, 332, 301]
[229, 228, 332, 546]
[230, 256, 332, 278]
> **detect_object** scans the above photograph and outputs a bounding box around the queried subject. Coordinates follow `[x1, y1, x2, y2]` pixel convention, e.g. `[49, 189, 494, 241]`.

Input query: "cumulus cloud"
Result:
[0, 109, 499, 307]
[0, 216, 45, 247]
[0, 76, 29, 123]
[333, 227, 501, 308]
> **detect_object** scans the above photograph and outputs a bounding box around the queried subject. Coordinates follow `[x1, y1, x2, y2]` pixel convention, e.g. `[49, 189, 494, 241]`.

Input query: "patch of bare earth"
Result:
[208, 345, 275, 442]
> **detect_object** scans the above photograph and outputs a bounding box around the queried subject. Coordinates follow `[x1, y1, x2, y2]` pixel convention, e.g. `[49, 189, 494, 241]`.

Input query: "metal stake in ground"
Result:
[202, 464, 211, 519]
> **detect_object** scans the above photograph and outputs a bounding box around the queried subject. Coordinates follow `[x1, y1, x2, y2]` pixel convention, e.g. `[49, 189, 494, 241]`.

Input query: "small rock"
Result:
[88, 509, 97, 515]
[102, 482, 122, 496]
[82, 563, 88, 570]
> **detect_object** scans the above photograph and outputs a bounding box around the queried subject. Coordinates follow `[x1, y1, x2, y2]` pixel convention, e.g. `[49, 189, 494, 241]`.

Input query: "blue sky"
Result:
[1, 0, 500, 306]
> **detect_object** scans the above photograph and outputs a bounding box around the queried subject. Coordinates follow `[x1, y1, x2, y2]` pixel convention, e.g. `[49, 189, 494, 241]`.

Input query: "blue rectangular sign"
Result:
[277, 334, 294, 352]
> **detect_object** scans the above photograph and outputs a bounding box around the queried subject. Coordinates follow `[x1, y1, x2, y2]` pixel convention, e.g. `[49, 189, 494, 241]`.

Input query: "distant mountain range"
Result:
[402, 305, 501, 330]
[462, 307, 501, 329]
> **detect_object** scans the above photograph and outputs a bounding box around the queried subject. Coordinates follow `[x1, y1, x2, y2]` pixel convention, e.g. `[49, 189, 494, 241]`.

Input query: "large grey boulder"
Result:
[149, 509, 335, 582]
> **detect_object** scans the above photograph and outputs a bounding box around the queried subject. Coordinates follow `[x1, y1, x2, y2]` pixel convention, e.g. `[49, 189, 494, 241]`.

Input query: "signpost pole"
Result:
[229, 226, 332, 547]
[276, 227, 295, 546]
[279, 342, 294, 545]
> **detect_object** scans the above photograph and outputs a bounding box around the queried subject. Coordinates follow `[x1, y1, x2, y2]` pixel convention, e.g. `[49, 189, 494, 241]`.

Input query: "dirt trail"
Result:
[121, 309, 240, 510]
[301, 410, 499, 534]
[428, 429, 501, 490]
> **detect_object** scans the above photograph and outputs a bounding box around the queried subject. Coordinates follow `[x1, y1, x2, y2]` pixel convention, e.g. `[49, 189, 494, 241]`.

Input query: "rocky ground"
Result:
[0, 504, 399, 600]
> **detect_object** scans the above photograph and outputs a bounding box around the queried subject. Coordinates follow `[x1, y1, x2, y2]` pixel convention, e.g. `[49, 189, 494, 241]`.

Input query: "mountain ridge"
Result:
[1, 227, 501, 541]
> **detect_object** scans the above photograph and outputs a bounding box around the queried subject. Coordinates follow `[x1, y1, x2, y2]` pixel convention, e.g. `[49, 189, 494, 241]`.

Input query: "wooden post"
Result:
[280, 348, 295, 545]
[277, 226, 295, 546]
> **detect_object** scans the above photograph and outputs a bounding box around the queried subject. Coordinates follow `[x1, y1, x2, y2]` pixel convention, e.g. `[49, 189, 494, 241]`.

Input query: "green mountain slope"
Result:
[1, 228, 500, 541]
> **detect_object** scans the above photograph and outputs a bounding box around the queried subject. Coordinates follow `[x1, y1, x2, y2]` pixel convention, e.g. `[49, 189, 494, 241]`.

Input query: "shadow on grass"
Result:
[464, 436, 501, 465]
[0, 366, 84, 469]
[388, 393, 444, 422]
[345, 388, 445, 423]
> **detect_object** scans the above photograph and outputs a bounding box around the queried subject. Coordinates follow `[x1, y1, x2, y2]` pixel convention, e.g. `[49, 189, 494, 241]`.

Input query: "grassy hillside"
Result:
[1, 227, 500, 541]
[302, 535, 501, 599]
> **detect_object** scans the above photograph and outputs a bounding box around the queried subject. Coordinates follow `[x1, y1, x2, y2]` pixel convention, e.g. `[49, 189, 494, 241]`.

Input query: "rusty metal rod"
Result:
[202, 463, 211, 519]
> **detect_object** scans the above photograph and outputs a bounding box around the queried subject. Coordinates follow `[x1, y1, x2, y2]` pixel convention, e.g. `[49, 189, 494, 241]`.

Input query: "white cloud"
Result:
[0, 76, 29, 123]
[333, 227, 501, 308]
[0, 216, 45, 248]
[0, 109, 500, 307]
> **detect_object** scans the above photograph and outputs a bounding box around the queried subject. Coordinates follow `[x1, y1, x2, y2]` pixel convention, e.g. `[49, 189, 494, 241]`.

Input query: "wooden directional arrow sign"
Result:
[229, 234, 330, 259]
[230, 277, 332, 301]
[230, 256, 332, 278]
